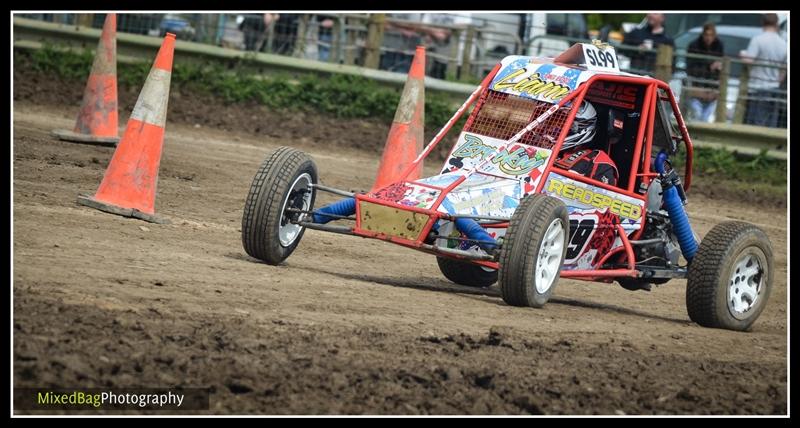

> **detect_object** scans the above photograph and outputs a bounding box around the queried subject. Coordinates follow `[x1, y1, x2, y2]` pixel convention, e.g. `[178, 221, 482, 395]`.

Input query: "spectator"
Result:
[272, 14, 300, 55]
[381, 21, 451, 75]
[686, 23, 724, 122]
[598, 24, 613, 43]
[239, 13, 266, 51]
[260, 13, 280, 52]
[317, 17, 335, 62]
[380, 21, 422, 73]
[421, 26, 451, 79]
[623, 13, 674, 73]
[740, 13, 787, 128]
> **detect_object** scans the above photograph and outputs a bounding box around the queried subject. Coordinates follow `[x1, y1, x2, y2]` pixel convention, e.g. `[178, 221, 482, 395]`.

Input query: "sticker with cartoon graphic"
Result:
[441, 132, 551, 184]
[415, 173, 461, 189]
[370, 182, 441, 210]
[440, 178, 521, 219]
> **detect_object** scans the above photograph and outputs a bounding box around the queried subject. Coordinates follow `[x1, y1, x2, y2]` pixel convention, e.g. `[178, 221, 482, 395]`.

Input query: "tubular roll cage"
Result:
[299, 62, 695, 280]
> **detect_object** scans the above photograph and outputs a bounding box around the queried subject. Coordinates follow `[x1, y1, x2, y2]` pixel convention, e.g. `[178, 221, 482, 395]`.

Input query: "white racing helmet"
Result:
[561, 101, 597, 151]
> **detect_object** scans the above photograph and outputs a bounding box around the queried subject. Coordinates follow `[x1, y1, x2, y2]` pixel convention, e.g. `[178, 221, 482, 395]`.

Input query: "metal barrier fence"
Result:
[14, 12, 527, 81]
[15, 12, 787, 128]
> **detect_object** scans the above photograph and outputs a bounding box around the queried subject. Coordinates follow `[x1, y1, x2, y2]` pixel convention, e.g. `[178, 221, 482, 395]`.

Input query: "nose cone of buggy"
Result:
[353, 185, 437, 245]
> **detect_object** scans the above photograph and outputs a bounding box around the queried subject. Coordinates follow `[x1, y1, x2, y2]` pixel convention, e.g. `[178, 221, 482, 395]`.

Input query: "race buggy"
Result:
[241, 42, 774, 331]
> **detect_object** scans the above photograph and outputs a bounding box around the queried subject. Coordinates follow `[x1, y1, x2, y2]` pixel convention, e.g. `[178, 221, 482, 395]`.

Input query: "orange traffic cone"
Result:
[371, 45, 425, 191]
[52, 13, 120, 146]
[77, 33, 176, 224]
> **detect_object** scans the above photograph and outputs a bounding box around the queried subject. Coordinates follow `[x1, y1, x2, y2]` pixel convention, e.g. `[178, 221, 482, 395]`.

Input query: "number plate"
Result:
[581, 44, 620, 72]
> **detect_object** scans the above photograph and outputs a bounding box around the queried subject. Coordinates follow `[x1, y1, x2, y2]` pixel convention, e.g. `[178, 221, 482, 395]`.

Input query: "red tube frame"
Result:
[626, 84, 654, 193]
[560, 224, 638, 279]
[656, 82, 694, 190]
[344, 68, 694, 280]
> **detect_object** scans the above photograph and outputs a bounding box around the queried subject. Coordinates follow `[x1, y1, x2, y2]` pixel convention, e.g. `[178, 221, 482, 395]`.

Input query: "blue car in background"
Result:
[159, 14, 196, 40]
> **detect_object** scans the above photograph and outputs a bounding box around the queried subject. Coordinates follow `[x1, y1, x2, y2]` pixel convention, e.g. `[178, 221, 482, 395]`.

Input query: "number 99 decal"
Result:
[565, 214, 598, 262]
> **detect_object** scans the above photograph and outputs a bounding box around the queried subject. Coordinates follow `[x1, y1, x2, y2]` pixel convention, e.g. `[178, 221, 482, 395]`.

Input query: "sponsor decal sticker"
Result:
[450, 134, 548, 177]
[547, 178, 642, 220]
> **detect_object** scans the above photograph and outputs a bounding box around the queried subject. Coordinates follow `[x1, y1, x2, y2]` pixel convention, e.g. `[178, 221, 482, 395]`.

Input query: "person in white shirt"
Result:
[740, 13, 787, 128]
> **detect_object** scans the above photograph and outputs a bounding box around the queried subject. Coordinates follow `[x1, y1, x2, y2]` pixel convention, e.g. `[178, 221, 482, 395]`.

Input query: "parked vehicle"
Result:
[159, 14, 196, 40]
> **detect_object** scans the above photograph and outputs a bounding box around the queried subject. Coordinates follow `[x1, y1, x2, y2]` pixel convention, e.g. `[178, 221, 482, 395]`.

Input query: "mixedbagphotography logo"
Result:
[14, 388, 210, 411]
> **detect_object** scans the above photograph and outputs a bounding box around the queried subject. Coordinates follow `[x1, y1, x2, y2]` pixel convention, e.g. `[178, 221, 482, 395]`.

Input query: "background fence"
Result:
[16, 12, 787, 129]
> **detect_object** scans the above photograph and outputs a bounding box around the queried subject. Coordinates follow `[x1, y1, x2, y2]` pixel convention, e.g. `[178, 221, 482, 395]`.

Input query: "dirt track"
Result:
[12, 98, 787, 414]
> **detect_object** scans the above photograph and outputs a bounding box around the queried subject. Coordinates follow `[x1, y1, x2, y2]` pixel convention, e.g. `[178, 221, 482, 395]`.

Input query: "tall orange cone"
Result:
[371, 45, 425, 191]
[52, 13, 120, 146]
[77, 33, 176, 224]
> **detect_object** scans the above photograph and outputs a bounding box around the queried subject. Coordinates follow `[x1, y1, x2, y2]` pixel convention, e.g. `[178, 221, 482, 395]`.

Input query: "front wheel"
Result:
[242, 147, 317, 265]
[686, 221, 773, 331]
[499, 194, 569, 308]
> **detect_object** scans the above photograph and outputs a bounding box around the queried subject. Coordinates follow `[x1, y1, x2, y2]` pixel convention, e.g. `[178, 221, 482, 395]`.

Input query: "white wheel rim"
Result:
[278, 173, 312, 247]
[727, 250, 765, 320]
[535, 218, 565, 294]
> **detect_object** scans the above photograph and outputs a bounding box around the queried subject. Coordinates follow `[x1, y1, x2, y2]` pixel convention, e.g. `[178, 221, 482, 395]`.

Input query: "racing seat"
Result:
[579, 104, 635, 189]
[606, 109, 640, 190]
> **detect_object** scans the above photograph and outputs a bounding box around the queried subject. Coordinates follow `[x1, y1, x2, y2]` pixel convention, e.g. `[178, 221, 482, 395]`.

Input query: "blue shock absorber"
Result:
[313, 198, 356, 224]
[454, 217, 497, 250]
[654, 151, 698, 262]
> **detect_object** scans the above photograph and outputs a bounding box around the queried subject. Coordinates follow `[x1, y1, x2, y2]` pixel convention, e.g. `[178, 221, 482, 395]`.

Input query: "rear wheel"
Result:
[436, 257, 497, 288]
[242, 147, 317, 265]
[686, 221, 773, 331]
[499, 194, 569, 308]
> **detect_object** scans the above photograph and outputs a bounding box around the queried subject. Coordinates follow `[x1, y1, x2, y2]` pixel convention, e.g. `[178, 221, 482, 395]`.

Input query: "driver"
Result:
[554, 100, 619, 186]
